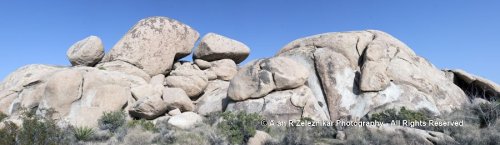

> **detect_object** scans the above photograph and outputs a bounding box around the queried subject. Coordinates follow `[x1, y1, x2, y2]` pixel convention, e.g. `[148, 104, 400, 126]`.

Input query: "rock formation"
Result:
[103, 16, 199, 76]
[66, 36, 104, 67]
[0, 16, 498, 144]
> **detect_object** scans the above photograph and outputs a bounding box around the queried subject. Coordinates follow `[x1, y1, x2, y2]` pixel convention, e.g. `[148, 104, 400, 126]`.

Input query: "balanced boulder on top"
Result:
[66, 36, 104, 67]
[194, 33, 250, 64]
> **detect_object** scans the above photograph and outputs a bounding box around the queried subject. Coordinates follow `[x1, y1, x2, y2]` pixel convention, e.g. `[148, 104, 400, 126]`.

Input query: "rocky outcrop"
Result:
[129, 95, 167, 120]
[363, 125, 459, 145]
[247, 131, 271, 145]
[95, 60, 151, 82]
[39, 69, 83, 118]
[227, 86, 329, 121]
[2, 15, 498, 136]
[195, 80, 230, 116]
[66, 36, 105, 67]
[64, 68, 139, 127]
[448, 69, 500, 100]
[103, 16, 199, 76]
[130, 84, 163, 101]
[207, 59, 238, 81]
[163, 87, 195, 112]
[194, 33, 250, 64]
[167, 112, 203, 129]
[277, 30, 468, 120]
[165, 62, 208, 98]
[227, 57, 309, 101]
[0, 65, 61, 115]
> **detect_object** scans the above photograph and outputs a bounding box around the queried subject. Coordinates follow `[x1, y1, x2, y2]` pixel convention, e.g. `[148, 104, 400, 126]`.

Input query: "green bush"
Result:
[74, 126, 94, 141]
[265, 117, 337, 145]
[0, 121, 18, 145]
[127, 119, 157, 132]
[16, 108, 70, 145]
[0, 112, 8, 121]
[370, 107, 430, 123]
[217, 111, 268, 145]
[203, 112, 223, 126]
[98, 111, 126, 132]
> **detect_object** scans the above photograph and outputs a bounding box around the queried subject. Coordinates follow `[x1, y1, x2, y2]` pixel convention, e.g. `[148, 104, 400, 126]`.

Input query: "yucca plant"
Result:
[74, 126, 94, 141]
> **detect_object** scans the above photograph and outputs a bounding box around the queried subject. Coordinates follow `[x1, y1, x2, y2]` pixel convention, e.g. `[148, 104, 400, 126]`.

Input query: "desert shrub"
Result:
[74, 126, 94, 141]
[122, 127, 156, 145]
[424, 103, 500, 145]
[266, 118, 337, 145]
[16, 108, 70, 145]
[473, 102, 500, 128]
[217, 111, 268, 145]
[152, 119, 177, 144]
[0, 112, 8, 121]
[0, 121, 18, 145]
[127, 119, 157, 132]
[204, 112, 223, 126]
[370, 107, 430, 123]
[152, 119, 226, 145]
[98, 111, 126, 132]
[343, 127, 428, 145]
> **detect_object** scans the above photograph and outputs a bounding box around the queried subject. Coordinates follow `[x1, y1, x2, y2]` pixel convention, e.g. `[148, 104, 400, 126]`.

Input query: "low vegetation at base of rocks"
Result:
[265, 119, 338, 145]
[0, 108, 76, 145]
[428, 102, 500, 145]
[359, 102, 500, 145]
[217, 111, 269, 145]
[98, 110, 126, 132]
[1, 102, 499, 145]
[126, 119, 157, 132]
[74, 126, 95, 141]
[0, 112, 8, 121]
[474, 102, 500, 128]
[369, 107, 432, 123]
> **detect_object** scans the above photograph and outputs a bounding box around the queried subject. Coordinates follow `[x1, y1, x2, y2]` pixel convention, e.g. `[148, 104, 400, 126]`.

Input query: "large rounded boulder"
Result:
[194, 33, 250, 64]
[277, 30, 469, 121]
[103, 16, 200, 76]
[66, 36, 104, 67]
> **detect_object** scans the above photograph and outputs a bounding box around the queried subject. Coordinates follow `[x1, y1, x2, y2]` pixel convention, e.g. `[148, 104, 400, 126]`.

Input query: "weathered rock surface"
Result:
[208, 59, 238, 81]
[167, 112, 203, 129]
[40, 69, 83, 118]
[194, 33, 250, 63]
[149, 74, 165, 86]
[195, 80, 230, 116]
[163, 87, 195, 112]
[449, 69, 500, 99]
[194, 59, 211, 70]
[165, 63, 208, 98]
[67, 36, 104, 66]
[227, 86, 328, 121]
[95, 61, 151, 82]
[131, 84, 163, 101]
[3, 26, 498, 141]
[364, 125, 459, 145]
[227, 57, 308, 101]
[129, 95, 168, 120]
[0, 65, 146, 127]
[277, 30, 468, 121]
[103, 16, 199, 76]
[66, 68, 136, 127]
[0, 64, 61, 115]
[247, 130, 271, 145]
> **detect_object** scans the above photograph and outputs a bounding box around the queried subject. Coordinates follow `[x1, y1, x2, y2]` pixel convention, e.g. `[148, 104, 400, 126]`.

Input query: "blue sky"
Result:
[0, 0, 498, 84]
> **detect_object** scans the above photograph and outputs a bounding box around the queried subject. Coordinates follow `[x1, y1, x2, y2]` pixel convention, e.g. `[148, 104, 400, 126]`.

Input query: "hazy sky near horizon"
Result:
[0, 0, 499, 83]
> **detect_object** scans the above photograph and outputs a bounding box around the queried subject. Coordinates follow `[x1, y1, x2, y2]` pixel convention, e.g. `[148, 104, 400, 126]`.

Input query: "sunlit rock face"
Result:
[275, 30, 469, 121]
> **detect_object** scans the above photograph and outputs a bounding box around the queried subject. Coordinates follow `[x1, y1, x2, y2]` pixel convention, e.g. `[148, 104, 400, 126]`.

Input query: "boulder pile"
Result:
[0, 16, 499, 144]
